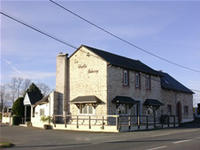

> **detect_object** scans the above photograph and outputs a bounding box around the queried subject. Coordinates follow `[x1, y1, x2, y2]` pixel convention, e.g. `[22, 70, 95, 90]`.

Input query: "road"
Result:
[0, 125, 200, 150]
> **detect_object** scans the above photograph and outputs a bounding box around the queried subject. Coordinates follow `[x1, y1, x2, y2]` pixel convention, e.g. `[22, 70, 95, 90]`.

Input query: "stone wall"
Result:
[161, 89, 193, 123]
[107, 65, 162, 116]
[69, 47, 108, 116]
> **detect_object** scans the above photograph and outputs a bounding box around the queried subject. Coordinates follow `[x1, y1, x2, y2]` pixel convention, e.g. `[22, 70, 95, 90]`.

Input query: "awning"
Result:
[143, 99, 164, 107]
[112, 96, 139, 105]
[71, 96, 103, 104]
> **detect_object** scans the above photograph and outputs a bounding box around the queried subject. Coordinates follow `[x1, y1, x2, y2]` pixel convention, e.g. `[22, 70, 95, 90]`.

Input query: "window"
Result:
[135, 73, 141, 88]
[145, 75, 151, 90]
[40, 109, 45, 116]
[184, 106, 189, 116]
[167, 104, 172, 115]
[117, 104, 129, 114]
[80, 105, 94, 115]
[32, 107, 35, 117]
[123, 70, 129, 86]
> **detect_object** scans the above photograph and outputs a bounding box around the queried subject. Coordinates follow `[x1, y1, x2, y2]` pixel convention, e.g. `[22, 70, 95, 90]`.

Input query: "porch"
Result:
[31, 114, 179, 132]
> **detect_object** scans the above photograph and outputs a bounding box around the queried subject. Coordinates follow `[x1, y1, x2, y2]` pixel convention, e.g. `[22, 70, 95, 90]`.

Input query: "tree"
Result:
[8, 78, 18, 104]
[12, 97, 24, 117]
[26, 83, 43, 99]
[8, 77, 32, 104]
[20, 79, 31, 96]
[36, 82, 51, 96]
[0, 85, 6, 112]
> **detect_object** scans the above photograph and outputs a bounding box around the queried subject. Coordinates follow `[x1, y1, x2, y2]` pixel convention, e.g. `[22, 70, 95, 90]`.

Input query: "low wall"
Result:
[2, 116, 12, 125]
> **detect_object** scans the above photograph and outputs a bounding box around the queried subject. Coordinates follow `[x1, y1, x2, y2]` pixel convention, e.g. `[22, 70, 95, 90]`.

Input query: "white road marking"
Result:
[196, 137, 200, 139]
[173, 139, 192, 144]
[146, 145, 167, 150]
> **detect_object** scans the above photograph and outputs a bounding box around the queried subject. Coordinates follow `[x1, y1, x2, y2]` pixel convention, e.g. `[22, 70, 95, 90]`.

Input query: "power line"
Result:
[0, 11, 77, 49]
[1, 11, 199, 93]
[49, 0, 200, 73]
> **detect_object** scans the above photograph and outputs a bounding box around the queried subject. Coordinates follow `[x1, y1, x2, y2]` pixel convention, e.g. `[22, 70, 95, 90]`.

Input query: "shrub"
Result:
[41, 116, 52, 123]
[13, 116, 21, 125]
[12, 97, 24, 117]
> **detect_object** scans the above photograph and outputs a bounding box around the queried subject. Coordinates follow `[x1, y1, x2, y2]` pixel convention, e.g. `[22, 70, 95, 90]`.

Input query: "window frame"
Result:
[79, 104, 95, 115]
[117, 104, 129, 115]
[123, 69, 129, 86]
[184, 106, 189, 116]
[40, 108, 45, 116]
[145, 74, 151, 90]
[135, 72, 141, 88]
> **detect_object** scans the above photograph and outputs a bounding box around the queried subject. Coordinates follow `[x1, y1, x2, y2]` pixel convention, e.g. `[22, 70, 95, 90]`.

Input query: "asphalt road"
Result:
[0, 125, 200, 150]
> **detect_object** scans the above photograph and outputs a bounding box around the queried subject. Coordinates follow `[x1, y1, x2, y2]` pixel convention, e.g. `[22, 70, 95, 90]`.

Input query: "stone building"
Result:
[56, 45, 193, 122]
[31, 45, 193, 130]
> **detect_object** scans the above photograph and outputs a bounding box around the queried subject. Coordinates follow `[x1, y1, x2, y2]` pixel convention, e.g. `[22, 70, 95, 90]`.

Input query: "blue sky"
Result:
[1, 0, 200, 106]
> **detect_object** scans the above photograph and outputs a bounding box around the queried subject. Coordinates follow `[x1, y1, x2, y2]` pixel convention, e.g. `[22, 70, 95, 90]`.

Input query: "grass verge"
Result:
[0, 142, 14, 148]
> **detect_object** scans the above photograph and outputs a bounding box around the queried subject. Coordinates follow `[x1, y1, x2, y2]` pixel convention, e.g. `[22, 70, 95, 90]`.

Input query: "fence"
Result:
[52, 114, 178, 131]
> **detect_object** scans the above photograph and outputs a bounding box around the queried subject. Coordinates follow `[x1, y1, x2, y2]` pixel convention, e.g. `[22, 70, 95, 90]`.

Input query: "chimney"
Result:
[55, 53, 69, 116]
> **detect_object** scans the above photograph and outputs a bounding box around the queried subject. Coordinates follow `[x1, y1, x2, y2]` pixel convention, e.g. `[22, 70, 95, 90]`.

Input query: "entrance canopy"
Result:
[112, 96, 139, 105]
[71, 96, 103, 109]
[143, 99, 164, 108]
[71, 95, 103, 104]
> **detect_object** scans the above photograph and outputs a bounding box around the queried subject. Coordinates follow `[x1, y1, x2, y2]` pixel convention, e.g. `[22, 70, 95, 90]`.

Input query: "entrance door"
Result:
[176, 102, 182, 123]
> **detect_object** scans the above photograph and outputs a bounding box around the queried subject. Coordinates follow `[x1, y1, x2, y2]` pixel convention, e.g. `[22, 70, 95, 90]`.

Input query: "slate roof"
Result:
[159, 71, 194, 94]
[27, 91, 43, 105]
[83, 45, 160, 76]
[112, 96, 139, 104]
[71, 95, 103, 104]
[35, 95, 49, 105]
[143, 99, 164, 107]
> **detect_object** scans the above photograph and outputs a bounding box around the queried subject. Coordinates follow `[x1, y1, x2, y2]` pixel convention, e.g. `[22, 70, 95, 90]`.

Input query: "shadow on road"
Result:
[13, 143, 91, 149]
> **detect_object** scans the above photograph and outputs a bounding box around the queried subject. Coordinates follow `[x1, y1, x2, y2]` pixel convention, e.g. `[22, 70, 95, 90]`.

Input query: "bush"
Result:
[12, 97, 24, 117]
[41, 116, 52, 123]
[0, 113, 2, 121]
[13, 116, 21, 125]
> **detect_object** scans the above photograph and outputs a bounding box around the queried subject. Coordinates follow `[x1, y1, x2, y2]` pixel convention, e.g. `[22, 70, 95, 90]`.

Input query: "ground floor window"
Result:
[117, 104, 129, 115]
[167, 104, 172, 115]
[40, 109, 45, 116]
[79, 105, 95, 115]
[184, 106, 189, 116]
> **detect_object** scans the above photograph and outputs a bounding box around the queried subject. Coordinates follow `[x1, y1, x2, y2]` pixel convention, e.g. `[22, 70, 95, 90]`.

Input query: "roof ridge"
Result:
[83, 45, 140, 62]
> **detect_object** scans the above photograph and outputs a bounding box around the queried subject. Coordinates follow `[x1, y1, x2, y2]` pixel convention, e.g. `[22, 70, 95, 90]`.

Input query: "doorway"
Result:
[176, 102, 182, 123]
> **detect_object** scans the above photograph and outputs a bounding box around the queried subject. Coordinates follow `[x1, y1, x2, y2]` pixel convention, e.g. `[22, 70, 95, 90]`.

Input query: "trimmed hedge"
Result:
[13, 116, 21, 125]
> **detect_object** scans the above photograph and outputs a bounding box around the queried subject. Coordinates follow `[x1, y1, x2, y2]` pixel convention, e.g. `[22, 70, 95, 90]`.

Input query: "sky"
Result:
[1, 0, 200, 106]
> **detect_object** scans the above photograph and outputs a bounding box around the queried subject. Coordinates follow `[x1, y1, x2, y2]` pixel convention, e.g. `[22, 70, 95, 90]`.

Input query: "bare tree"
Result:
[36, 82, 51, 96]
[16, 77, 23, 98]
[0, 85, 6, 112]
[8, 77, 24, 103]
[20, 79, 31, 96]
[8, 78, 18, 104]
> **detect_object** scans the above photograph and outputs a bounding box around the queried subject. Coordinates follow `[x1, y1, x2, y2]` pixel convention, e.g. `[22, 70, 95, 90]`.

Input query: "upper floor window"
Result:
[145, 75, 151, 90]
[135, 73, 141, 88]
[184, 106, 189, 116]
[123, 69, 129, 86]
[167, 104, 172, 115]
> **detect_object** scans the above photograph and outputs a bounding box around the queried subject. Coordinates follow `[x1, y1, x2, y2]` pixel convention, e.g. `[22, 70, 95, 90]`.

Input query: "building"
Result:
[31, 45, 194, 131]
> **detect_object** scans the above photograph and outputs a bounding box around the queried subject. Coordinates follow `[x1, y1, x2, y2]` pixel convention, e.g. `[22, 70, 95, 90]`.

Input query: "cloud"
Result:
[10, 71, 55, 80]
[1, 58, 55, 80]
